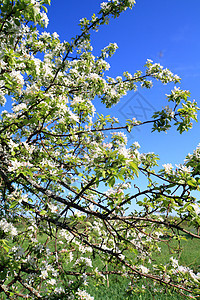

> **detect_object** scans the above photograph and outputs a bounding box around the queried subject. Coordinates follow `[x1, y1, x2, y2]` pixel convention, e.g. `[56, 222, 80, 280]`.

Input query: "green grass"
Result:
[153, 233, 200, 272]
[87, 282, 183, 300]
[86, 272, 187, 299]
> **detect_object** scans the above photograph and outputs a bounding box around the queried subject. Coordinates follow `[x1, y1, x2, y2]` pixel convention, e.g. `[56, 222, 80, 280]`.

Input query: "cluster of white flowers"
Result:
[159, 70, 180, 84]
[11, 246, 25, 259]
[89, 73, 100, 81]
[128, 0, 136, 4]
[27, 219, 37, 232]
[76, 289, 94, 300]
[75, 257, 93, 268]
[40, 12, 49, 28]
[74, 210, 83, 217]
[0, 219, 18, 236]
[40, 262, 58, 280]
[91, 221, 104, 236]
[166, 86, 190, 102]
[40, 158, 58, 169]
[71, 96, 84, 105]
[30, 0, 39, 5]
[118, 182, 131, 190]
[54, 287, 65, 294]
[8, 140, 18, 151]
[18, 194, 29, 204]
[170, 257, 200, 282]
[52, 32, 59, 39]
[101, 42, 118, 58]
[32, 58, 41, 76]
[106, 186, 123, 196]
[0, 90, 6, 106]
[68, 109, 79, 123]
[8, 159, 33, 172]
[175, 164, 192, 174]
[100, 2, 109, 11]
[133, 141, 140, 149]
[139, 265, 149, 274]
[184, 144, 200, 167]
[0, 59, 7, 71]
[40, 31, 51, 39]
[164, 105, 175, 118]
[85, 144, 103, 160]
[12, 103, 27, 113]
[163, 162, 193, 177]
[24, 83, 40, 96]
[59, 229, 73, 241]
[47, 203, 58, 213]
[103, 142, 112, 149]
[97, 58, 110, 71]
[162, 163, 173, 175]
[22, 141, 35, 154]
[69, 252, 73, 262]
[118, 147, 130, 159]
[10, 70, 24, 86]
[1, 111, 16, 119]
[146, 60, 180, 84]
[47, 278, 56, 285]
[42, 62, 53, 78]
[131, 149, 140, 161]
[78, 243, 92, 254]
[111, 131, 128, 145]
[22, 254, 36, 266]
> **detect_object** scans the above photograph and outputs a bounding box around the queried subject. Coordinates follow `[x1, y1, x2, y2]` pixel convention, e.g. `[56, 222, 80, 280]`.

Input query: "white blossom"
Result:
[40, 270, 48, 279]
[76, 289, 94, 300]
[40, 12, 49, 27]
[71, 96, 83, 105]
[13, 103, 27, 113]
[48, 203, 58, 213]
[170, 257, 179, 268]
[0, 90, 6, 106]
[52, 32, 59, 39]
[175, 164, 192, 174]
[139, 265, 149, 274]
[118, 147, 130, 159]
[69, 252, 73, 262]
[54, 287, 65, 294]
[0, 219, 18, 236]
[11, 71, 24, 86]
[47, 279, 56, 285]
[163, 163, 173, 175]
[133, 142, 140, 149]
[75, 257, 93, 268]
[89, 73, 100, 80]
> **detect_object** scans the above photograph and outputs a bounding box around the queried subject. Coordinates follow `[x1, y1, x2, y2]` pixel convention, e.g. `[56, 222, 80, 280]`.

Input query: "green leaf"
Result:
[40, 210, 47, 216]
[187, 178, 197, 187]
[14, 19, 20, 26]
[118, 173, 125, 181]
[102, 170, 106, 178]
[10, 201, 18, 209]
[108, 177, 115, 187]
[129, 161, 138, 170]
[41, 5, 48, 13]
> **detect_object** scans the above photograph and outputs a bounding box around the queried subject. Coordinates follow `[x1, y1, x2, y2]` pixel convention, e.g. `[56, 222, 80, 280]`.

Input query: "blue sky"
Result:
[46, 0, 200, 168]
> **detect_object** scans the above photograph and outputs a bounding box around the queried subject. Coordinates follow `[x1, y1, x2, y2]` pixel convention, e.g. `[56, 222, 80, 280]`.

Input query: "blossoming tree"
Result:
[0, 0, 200, 299]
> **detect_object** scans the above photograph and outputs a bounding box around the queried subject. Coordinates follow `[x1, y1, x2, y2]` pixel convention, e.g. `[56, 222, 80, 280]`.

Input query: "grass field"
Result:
[87, 279, 184, 300]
